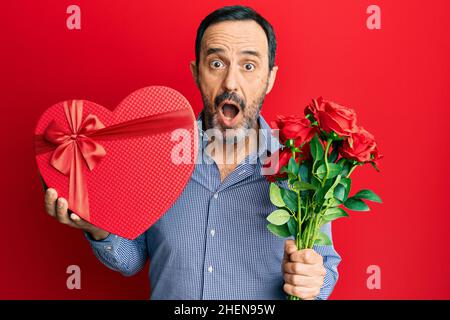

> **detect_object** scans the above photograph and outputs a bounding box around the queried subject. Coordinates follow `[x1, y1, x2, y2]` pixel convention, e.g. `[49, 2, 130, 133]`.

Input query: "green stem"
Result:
[346, 164, 358, 178]
[296, 191, 302, 249]
[309, 215, 321, 248]
[304, 213, 314, 249]
[290, 192, 303, 301]
[308, 201, 332, 247]
[307, 215, 316, 248]
[321, 139, 333, 186]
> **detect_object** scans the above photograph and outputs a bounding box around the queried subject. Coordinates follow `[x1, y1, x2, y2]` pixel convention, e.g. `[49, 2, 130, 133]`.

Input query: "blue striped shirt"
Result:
[86, 111, 341, 300]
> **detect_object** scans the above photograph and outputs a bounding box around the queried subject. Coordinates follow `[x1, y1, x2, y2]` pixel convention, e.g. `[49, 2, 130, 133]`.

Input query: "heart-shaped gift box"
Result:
[34, 86, 198, 239]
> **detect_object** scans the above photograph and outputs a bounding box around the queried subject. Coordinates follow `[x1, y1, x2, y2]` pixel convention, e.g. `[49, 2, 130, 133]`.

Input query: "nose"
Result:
[222, 64, 239, 92]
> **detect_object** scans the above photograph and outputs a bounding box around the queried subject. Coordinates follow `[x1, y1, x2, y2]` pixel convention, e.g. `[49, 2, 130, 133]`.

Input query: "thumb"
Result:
[69, 213, 93, 231]
[284, 239, 298, 255]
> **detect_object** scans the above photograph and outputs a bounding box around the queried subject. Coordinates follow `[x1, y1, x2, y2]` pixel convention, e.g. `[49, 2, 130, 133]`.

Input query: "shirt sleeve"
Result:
[84, 231, 148, 277]
[313, 221, 342, 300]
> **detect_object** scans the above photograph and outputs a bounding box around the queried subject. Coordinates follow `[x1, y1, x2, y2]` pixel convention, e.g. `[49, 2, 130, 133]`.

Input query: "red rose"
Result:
[304, 96, 325, 120]
[272, 115, 315, 145]
[340, 127, 383, 163]
[306, 97, 357, 137]
[263, 148, 294, 182]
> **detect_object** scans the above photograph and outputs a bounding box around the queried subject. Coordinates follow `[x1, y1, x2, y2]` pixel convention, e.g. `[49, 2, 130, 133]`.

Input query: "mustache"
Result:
[214, 92, 246, 111]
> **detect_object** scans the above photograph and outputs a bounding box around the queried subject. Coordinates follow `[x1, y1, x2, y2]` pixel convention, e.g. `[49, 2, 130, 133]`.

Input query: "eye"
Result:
[210, 60, 225, 69]
[244, 63, 255, 71]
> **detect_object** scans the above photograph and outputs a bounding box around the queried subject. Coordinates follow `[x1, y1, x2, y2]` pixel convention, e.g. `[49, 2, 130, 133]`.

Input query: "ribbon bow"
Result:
[44, 100, 106, 220]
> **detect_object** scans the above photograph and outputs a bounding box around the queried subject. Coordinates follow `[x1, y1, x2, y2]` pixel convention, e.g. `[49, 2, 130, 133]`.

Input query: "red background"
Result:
[1, 0, 449, 299]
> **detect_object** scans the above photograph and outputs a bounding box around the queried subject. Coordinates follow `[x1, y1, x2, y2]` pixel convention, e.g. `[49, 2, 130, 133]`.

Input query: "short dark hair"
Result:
[195, 5, 277, 71]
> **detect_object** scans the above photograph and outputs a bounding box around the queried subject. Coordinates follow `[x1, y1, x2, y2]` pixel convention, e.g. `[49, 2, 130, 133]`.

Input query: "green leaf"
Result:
[311, 175, 321, 189]
[288, 157, 299, 176]
[267, 209, 291, 225]
[339, 159, 351, 177]
[316, 163, 342, 180]
[339, 177, 352, 201]
[314, 231, 332, 245]
[288, 172, 297, 185]
[324, 175, 341, 199]
[293, 181, 317, 192]
[281, 188, 298, 212]
[329, 197, 343, 207]
[270, 183, 286, 207]
[267, 223, 291, 238]
[353, 189, 382, 203]
[323, 207, 349, 222]
[334, 184, 345, 202]
[299, 162, 311, 183]
[310, 134, 324, 162]
[370, 162, 380, 172]
[314, 178, 333, 204]
[344, 197, 370, 211]
[287, 217, 297, 237]
[328, 144, 339, 163]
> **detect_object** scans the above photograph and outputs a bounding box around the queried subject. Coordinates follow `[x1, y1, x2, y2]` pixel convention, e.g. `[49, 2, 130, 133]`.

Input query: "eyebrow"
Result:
[205, 47, 262, 59]
[241, 50, 261, 58]
[206, 47, 225, 56]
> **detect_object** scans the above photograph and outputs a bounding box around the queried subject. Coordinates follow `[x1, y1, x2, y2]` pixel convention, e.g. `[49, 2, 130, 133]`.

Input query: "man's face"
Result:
[191, 20, 278, 143]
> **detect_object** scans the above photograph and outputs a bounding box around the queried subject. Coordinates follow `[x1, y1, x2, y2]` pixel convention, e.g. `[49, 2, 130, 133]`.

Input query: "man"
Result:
[43, 5, 341, 300]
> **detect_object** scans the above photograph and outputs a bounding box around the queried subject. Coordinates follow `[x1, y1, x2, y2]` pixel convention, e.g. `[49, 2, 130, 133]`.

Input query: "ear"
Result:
[190, 60, 199, 88]
[265, 65, 279, 95]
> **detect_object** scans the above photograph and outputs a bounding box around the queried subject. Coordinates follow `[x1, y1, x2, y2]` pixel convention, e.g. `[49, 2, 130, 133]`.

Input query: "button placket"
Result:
[202, 190, 221, 299]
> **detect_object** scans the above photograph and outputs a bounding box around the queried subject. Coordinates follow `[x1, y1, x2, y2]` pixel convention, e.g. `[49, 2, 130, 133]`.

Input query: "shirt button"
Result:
[105, 246, 112, 251]
[213, 193, 219, 199]
[210, 229, 215, 237]
[208, 265, 213, 273]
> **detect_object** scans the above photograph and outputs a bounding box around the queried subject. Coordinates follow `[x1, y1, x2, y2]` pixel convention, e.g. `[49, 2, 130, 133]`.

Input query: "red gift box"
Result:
[34, 86, 198, 239]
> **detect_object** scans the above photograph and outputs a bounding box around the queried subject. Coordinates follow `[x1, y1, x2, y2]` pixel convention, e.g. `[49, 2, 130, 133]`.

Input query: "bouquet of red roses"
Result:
[263, 97, 383, 300]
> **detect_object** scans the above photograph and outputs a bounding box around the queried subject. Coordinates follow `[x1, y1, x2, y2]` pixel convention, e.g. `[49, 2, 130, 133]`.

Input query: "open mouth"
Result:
[219, 100, 241, 127]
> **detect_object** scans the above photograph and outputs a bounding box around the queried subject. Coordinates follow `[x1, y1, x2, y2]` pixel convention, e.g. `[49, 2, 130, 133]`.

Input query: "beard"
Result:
[201, 85, 268, 144]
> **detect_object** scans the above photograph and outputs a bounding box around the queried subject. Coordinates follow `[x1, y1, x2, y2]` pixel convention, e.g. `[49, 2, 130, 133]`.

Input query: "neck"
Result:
[203, 113, 260, 166]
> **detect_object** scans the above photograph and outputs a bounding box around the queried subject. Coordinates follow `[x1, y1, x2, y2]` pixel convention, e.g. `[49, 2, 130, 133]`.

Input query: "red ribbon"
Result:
[35, 100, 194, 220]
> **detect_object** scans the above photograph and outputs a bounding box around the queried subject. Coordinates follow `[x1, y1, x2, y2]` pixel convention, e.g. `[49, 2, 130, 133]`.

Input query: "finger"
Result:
[284, 261, 326, 277]
[283, 244, 291, 263]
[284, 239, 297, 255]
[290, 249, 323, 265]
[283, 283, 320, 300]
[69, 213, 90, 229]
[283, 273, 324, 288]
[44, 188, 58, 217]
[55, 198, 73, 225]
